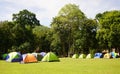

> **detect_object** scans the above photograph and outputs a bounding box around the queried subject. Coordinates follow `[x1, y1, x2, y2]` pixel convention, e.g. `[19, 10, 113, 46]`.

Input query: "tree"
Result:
[32, 26, 50, 52]
[0, 21, 15, 56]
[11, 9, 41, 53]
[12, 9, 40, 27]
[51, 4, 86, 56]
[77, 19, 97, 54]
[96, 10, 120, 49]
[11, 23, 34, 53]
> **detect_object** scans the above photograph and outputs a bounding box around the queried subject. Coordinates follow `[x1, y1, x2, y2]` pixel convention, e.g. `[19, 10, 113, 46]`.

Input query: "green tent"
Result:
[41, 52, 60, 62]
[2, 54, 8, 60]
[72, 54, 79, 59]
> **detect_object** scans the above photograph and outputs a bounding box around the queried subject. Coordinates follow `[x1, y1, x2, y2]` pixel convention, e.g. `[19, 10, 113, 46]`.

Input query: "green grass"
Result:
[0, 58, 120, 74]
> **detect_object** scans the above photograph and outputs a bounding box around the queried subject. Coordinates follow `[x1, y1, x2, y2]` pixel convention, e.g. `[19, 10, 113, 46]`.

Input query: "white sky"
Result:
[0, 0, 120, 27]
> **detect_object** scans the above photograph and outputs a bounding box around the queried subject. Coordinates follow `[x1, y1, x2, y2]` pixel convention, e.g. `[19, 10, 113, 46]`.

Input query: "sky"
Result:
[0, 0, 120, 27]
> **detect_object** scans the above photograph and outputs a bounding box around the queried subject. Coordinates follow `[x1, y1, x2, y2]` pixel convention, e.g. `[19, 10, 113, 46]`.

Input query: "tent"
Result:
[32, 52, 37, 57]
[22, 54, 38, 63]
[2, 53, 8, 60]
[6, 52, 22, 62]
[40, 52, 46, 57]
[41, 52, 60, 62]
[79, 54, 85, 59]
[32, 52, 43, 61]
[86, 54, 92, 59]
[104, 53, 111, 59]
[94, 53, 102, 58]
[72, 54, 79, 59]
[110, 52, 117, 58]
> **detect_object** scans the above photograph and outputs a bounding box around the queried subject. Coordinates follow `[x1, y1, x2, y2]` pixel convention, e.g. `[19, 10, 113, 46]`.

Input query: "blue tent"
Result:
[40, 52, 46, 57]
[94, 53, 102, 58]
[6, 52, 23, 62]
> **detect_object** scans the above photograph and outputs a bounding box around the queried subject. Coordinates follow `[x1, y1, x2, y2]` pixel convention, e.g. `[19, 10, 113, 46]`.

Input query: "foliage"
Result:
[96, 10, 120, 49]
[51, 4, 86, 56]
[0, 21, 15, 54]
[32, 26, 51, 52]
[12, 9, 40, 27]
[78, 19, 98, 54]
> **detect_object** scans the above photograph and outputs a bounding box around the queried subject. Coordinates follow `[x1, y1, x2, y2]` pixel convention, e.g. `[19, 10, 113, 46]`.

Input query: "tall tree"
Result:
[96, 10, 120, 49]
[78, 19, 97, 54]
[0, 21, 15, 55]
[12, 9, 40, 27]
[51, 4, 86, 56]
[11, 9, 41, 53]
[11, 24, 34, 53]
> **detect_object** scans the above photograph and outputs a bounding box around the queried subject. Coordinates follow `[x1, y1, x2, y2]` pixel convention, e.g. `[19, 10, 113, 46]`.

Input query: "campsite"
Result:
[1, 51, 120, 74]
[0, 1, 120, 74]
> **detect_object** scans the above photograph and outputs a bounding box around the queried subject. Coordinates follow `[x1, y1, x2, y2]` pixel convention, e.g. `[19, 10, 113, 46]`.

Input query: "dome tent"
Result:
[72, 54, 79, 59]
[104, 53, 111, 59]
[40, 52, 46, 57]
[6, 52, 22, 62]
[41, 52, 60, 62]
[22, 54, 38, 63]
[110, 48, 117, 58]
[103, 50, 111, 59]
[79, 54, 86, 59]
[2, 53, 8, 60]
[94, 53, 102, 58]
[110, 52, 117, 58]
[86, 54, 92, 59]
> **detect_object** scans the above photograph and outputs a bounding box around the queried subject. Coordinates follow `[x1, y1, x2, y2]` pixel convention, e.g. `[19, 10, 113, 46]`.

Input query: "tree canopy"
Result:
[96, 10, 120, 49]
[12, 9, 40, 27]
[51, 4, 98, 56]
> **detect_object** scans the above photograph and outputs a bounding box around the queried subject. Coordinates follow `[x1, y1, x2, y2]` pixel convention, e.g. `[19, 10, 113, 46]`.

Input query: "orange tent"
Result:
[22, 54, 37, 63]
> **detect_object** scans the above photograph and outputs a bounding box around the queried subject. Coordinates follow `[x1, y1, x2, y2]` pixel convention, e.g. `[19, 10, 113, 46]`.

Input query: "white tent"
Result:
[86, 54, 92, 59]
[79, 54, 85, 59]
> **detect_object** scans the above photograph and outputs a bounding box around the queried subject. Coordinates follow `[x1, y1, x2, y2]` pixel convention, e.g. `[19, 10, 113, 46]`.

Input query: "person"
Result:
[100, 50, 106, 58]
[110, 48, 116, 58]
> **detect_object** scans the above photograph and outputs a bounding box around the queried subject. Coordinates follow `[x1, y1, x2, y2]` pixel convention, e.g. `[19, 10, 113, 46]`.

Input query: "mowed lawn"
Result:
[0, 58, 120, 74]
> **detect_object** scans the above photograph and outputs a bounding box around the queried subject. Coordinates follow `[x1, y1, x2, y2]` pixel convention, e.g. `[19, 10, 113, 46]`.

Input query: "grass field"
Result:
[0, 58, 120, 74]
